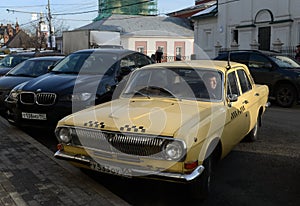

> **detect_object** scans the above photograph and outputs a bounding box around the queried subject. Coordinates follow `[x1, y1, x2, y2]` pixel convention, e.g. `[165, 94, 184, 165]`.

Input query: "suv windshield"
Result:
[52, 52, 119, 74]
[270, 55, 300, 68]
[0, 54, 31, 68]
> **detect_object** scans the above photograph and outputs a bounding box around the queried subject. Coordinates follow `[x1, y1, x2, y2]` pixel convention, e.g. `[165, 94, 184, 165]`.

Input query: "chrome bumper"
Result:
[54, 150, 205, 182]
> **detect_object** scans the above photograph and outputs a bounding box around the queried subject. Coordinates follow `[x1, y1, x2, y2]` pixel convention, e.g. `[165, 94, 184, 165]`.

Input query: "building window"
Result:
[233, 29, 239, 44]
[137, 47, 144, 54]
[204, 29, 212, 49]
[175, 47, 182, 60]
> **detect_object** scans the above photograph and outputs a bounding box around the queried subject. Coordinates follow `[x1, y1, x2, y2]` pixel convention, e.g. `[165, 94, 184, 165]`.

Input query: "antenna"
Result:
[226, 51, 231, 70]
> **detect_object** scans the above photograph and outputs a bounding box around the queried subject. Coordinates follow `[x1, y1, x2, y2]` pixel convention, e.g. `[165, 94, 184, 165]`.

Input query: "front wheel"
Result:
[275, 84, 296, 108]
[188, 155, 213, 200]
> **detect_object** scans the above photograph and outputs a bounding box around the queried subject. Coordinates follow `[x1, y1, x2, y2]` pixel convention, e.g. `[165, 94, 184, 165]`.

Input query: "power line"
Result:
[6, 0, 155, 16]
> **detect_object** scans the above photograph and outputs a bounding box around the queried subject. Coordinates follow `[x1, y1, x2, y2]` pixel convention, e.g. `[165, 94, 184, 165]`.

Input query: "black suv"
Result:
[5, 49, 154, 128]
[215, 50, 300, 107]
[0, 51, 64, 76]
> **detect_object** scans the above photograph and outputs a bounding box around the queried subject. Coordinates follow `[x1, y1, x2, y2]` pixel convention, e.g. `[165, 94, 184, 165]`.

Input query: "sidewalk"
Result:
[0, 116, 131, 206]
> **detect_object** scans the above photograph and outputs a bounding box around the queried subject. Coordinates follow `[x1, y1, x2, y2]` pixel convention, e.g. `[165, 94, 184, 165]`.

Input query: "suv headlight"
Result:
[56, 127, 73, 143]
[5, 89, 19, 103]
[61, 93, 93, 102]
[163, 140, 186, 161]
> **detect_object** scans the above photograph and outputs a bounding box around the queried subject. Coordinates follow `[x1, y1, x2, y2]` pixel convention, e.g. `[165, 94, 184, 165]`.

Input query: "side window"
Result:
[230, 53, 249, 66]
[120, 56, 136, 68]
[227, 71, 240, 97]
[237, 69, 252, 93]
[249, 54, 271, 68]
[133, 53, 152, 68]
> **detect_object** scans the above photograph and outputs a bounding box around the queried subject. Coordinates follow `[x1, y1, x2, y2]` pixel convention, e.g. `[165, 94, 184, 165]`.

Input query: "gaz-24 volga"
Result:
[54, 60, 269, 199]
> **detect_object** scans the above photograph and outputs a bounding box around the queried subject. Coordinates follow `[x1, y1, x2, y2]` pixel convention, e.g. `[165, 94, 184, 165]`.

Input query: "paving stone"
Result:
[0, 116, 130, 206]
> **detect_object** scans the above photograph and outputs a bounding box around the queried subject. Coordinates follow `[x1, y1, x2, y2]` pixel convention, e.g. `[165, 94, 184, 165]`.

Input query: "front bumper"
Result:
[54, 150, 205, 182]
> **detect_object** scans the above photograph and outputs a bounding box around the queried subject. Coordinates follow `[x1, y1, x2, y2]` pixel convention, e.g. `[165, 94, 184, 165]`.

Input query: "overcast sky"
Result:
[0, 0, 195, 30]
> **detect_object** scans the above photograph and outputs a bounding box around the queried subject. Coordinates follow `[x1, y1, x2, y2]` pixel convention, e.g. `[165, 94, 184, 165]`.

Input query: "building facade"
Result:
[192, 0, 300, 58]
[0, 22, 20, 48]
[78, 14, 194, 61]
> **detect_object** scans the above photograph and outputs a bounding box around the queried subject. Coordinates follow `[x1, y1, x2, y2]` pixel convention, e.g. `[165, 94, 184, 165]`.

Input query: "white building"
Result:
[77, 15, 194, 61]
[192, 0, 300, 59]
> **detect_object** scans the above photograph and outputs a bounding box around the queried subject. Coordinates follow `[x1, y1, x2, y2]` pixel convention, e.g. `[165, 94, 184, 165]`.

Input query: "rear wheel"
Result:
[244, 117, 259, 142]
[275, 84, 296, 107]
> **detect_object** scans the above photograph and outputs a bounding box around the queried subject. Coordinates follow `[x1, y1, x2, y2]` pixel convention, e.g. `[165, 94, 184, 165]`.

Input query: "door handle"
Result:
[243, 100, 249, 104]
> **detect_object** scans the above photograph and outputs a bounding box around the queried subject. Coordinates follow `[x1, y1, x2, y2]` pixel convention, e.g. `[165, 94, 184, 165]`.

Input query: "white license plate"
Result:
[21, 112, 47, 120]
[90, 162, 132, 177]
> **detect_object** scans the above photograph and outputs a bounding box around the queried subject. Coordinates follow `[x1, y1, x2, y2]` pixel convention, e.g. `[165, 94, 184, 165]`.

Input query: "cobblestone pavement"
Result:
[0, 116, 130, 206]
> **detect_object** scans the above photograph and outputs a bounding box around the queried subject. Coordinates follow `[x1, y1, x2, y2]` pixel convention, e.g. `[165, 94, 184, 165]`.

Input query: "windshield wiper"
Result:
[123, 90, 151, 99]
[51, 71, 79, 74]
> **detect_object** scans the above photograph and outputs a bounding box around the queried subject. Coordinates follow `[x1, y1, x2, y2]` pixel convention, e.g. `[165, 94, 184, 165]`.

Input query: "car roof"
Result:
[140, 60, 245, 73]
[28, 56, 65, 61]
[218, 49, 280, 56]
[73, 48, 137, 55]
[8, 51, 64, 57]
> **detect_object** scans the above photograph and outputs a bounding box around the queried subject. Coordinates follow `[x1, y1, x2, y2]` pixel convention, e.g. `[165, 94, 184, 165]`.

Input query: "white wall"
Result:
[194, 0, 300, 58]
[123, 36, 194, 61]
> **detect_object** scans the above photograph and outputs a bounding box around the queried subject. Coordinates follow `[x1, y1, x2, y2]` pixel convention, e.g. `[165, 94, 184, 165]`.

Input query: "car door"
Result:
[222, 68, 249, 148]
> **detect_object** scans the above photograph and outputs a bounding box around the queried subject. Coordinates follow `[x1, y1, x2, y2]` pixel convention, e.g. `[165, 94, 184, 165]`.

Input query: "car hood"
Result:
[16, 73, 107, 93]
[0, 67, 12, 76]
[58, 98, 226, 139]
[0, 76, 33, 90]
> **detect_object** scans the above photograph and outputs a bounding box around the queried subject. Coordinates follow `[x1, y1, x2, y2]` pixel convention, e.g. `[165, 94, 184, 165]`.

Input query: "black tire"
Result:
[275, 84, 296, 108]
[188, 155, 213, 200]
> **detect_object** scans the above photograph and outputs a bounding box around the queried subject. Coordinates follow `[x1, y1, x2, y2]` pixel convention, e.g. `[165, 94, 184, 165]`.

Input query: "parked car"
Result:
[5, 49, 154, 128]
[214, 50, 300, 107]
[0, 51, 64, 76]
[53, 60, 269, 199]
[0, 56, 64, 113]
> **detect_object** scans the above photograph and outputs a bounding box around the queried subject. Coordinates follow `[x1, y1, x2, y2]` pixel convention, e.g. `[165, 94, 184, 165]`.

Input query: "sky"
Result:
[0, 0, 195, 30]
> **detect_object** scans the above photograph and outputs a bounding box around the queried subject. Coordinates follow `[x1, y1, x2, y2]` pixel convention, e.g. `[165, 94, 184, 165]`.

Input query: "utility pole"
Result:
[47, 0, 53, 49]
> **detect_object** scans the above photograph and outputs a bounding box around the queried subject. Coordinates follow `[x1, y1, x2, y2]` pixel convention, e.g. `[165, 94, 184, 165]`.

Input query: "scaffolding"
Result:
[95, 0, 158, 20]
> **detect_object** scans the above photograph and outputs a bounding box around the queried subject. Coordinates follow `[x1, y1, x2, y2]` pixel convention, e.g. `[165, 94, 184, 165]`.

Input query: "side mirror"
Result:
[48, 65, 55, 72]
[227, 94, 238, 102]
[119, 66, 132, 76]
[263, 62, 273, 69]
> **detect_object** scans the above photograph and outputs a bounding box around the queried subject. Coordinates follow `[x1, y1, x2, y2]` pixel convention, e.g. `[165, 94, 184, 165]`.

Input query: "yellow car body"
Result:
[54, 60, 269, 198]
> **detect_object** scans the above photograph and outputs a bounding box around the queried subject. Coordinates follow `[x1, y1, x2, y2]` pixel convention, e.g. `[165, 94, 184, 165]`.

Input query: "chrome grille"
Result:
[20, 92, 35, 104]
[73, 128, 170, 159]
[20, 92, 56, 105]
[36, 93, 56, 105]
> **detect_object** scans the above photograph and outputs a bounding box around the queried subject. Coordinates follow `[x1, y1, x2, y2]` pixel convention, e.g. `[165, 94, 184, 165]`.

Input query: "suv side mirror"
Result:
[48, 65, 55, 72]
[120, 66, 132, 76]
[263, 62, 273, 69]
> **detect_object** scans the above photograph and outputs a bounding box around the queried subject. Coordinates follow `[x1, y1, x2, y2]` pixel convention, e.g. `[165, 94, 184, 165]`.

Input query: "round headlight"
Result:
[58, 127, 72, 143]
[164, 141, 184, 161]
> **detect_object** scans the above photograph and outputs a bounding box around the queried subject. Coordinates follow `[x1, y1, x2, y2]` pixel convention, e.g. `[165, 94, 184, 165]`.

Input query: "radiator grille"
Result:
[20, 92, 56, 105]
[72, 128, 172, 159]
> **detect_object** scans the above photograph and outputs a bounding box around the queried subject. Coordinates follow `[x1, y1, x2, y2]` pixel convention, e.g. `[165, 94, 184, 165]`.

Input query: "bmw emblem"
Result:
[36, 89, 42, 92]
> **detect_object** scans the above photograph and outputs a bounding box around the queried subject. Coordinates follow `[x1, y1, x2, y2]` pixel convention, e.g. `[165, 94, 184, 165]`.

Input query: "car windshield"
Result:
[0, 54, 31, 68]
[270, 55, 300, 68]
[52, 52, 119, 75]
[122, 67, 223, 101]
[6, 59, 57, 77]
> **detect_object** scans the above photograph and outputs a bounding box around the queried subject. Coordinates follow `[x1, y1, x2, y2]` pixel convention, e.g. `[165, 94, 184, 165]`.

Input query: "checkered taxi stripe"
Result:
[83, 121, 105, 128]
[120, 125, 146, 133]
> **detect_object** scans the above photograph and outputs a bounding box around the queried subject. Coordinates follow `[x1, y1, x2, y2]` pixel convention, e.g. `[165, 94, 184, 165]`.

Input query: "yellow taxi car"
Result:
[54, 60, 269, 199]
